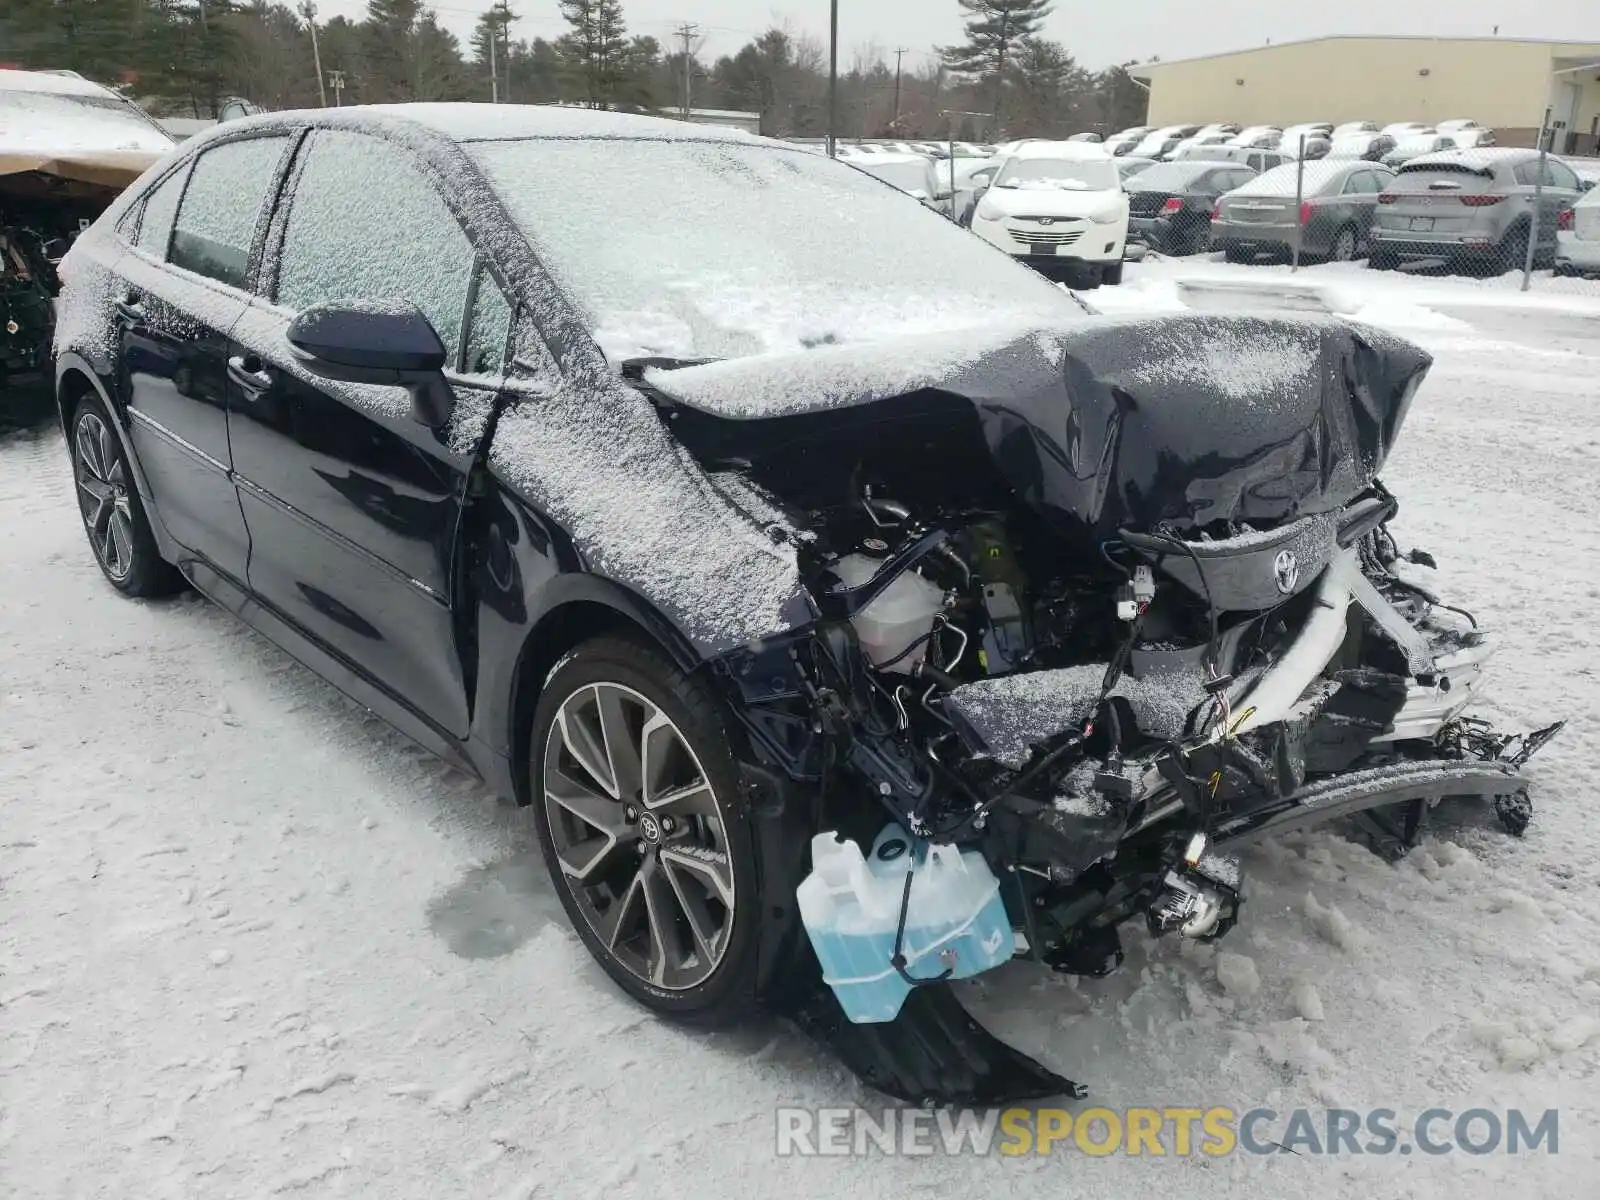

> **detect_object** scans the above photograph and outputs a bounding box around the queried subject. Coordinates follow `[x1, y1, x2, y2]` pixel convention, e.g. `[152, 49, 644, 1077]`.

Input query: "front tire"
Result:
[529, 636, 764, 1026]
[69, 395, 183, 597]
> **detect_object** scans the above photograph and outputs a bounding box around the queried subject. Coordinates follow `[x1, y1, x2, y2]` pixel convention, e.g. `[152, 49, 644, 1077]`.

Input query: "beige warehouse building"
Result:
[1130, 36, 1600, 154]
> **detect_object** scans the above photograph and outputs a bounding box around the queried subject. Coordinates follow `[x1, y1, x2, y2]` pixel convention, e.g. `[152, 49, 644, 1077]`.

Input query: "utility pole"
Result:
[893, 47, 908, 130]
[299, 1, 326, 107]
[674, 23, 700, 121]
[493, 1, 517, 105]
[827, 0, 839, 156]
[992, 10, 1009, 138]
[942, 108, 989, 215]
[489, 26, 498, 103]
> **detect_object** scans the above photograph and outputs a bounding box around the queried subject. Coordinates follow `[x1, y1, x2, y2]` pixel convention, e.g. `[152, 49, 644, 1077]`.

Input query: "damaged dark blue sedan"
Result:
[52, 104, 1560, 1107]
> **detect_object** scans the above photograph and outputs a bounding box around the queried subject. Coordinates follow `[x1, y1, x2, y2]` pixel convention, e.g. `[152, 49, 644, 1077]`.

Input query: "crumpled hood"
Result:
[646, 311, 1432, 539]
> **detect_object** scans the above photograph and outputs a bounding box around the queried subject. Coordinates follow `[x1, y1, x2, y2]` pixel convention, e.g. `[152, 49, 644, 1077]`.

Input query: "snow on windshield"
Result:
[993, 158, 1117, 192]
[0, 89, 173, 154]
[469, 137, 1075, 362]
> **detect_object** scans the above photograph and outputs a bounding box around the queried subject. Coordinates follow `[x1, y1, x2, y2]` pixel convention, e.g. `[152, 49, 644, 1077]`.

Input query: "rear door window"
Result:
[134, 162, 191, 259]
[169, 137, 289, 288]
[275, 129, 474, 360]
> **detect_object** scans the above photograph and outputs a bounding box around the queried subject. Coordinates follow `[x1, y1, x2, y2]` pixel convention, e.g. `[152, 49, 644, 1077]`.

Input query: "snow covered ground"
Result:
[4, 263, 1599, 1197]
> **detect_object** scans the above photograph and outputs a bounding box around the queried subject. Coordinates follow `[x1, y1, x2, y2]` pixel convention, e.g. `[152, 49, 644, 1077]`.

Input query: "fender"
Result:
[470, 483, 708, 772]
[53, 349, 186, 564]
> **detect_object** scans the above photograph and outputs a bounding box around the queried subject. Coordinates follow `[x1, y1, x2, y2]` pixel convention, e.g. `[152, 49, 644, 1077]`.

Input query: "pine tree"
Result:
[471, 0, 515, 99]
[555, 0, 630, 108]
[938, 0, 1054, 133]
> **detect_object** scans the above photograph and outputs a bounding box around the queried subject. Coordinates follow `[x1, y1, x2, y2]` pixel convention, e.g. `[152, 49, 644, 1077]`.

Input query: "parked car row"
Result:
[1099, 118, 1497, 165]
[1124, 147, 1590, 275]
[833, 133, 1599, 288]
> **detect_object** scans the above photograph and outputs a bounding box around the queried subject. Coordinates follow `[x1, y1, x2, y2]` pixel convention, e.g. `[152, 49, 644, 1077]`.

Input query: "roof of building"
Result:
[1129, 34, 1600, 77]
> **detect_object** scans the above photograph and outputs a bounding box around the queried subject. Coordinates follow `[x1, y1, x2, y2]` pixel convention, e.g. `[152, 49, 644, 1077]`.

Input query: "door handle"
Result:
[227, 354, 277, 392]
[116, 292, 144, 321]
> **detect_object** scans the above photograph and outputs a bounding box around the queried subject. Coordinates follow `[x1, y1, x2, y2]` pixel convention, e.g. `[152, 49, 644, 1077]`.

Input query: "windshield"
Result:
[993, 156, 1117, 191]
[471, 137, 1078, 362]
[0, 89, 173, 154]
[857, 159, 932, 194]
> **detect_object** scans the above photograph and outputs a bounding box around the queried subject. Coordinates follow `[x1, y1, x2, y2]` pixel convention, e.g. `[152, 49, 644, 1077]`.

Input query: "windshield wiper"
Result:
[618, 356, 717, 381]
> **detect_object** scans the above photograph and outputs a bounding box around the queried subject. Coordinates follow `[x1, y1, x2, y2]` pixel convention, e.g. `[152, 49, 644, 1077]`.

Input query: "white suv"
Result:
[969, 141, 1129, 287]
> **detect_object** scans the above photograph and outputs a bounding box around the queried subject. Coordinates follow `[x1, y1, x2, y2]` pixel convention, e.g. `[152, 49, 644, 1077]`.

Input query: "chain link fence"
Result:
[1148, 141, 1600, 299]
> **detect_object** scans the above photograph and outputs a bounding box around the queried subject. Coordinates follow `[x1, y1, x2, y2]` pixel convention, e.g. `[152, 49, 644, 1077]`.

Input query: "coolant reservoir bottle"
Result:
[796, 825, 1016, 1024]
[830, 554, 944, 674]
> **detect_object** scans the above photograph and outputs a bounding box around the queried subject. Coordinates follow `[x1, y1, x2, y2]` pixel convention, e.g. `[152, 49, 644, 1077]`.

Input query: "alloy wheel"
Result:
[1333, 228, 1357, 262]
[74, 412, 135, 582]
[542, 682, 736, 990]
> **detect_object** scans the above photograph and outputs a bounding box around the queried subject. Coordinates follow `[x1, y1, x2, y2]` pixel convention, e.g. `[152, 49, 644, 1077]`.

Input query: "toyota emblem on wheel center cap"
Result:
[638, 811, 663, 844]
[1273, 550, 1300, 595]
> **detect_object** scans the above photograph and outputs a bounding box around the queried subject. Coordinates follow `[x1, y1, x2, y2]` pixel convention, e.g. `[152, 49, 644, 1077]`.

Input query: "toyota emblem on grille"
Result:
[1273, 550, 1300, 595]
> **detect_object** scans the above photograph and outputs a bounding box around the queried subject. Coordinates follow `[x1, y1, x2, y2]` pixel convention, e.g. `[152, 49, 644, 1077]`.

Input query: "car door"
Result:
[227, 127, 503, 739]
[115, 136, 290, 588]
[1540, 158, 1584, 252]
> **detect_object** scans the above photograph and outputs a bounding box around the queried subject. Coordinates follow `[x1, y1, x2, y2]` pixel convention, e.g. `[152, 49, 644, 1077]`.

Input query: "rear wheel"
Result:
[1368, 249, 1398, 271]
[70, 395, 183, 597]
[529, 636, 765, 1025]
[1496, 223, 1530, 276]
[1330, 226, 1359, 262]
[1223, 246, 1252, 264]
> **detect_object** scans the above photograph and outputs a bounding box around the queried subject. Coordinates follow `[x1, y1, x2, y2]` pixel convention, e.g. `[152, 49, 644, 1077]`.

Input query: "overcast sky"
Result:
[317, 0, 1597, 72]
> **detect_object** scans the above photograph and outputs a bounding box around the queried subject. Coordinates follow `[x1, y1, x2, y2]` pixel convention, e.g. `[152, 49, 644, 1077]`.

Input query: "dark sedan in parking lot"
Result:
[1124, 160, 1259, 255]
[1212, 160, 1395, 263]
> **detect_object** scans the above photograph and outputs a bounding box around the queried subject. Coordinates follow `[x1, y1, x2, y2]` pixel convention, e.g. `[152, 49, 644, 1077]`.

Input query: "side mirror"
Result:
[287, 300, 455, 428]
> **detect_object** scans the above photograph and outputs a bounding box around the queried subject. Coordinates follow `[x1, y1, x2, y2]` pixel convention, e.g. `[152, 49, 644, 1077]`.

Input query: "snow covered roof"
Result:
[290, 102, 763, 146]
[1230, 160, 1361, 197]
[0, 69, 174, 167]
[1009, 140, 1113, 162]
[1399, 147, 1542, 172]
[0, 68, 118, 98]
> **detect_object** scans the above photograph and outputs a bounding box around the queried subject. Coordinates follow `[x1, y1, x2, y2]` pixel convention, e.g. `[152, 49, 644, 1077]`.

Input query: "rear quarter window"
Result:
[134, 162, 191, 259]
